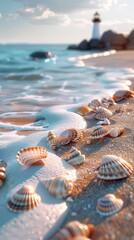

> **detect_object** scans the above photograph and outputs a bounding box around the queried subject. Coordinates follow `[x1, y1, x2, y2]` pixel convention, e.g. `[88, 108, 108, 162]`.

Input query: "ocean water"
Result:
[0, 44, 133, 141]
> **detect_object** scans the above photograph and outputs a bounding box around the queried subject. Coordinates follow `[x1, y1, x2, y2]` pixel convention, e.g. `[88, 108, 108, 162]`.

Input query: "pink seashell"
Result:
[84, 110, 96, 120]
[60, 129, 83, 145]
[113, 89, 134, 102]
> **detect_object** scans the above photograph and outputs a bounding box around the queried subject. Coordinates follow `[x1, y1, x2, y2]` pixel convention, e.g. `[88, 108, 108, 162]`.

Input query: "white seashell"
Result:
[17, 146, 48, 166]
[89, 99, 101, 110]
[7, 185, 41, 212]
[47, 131, 57, 150]
[97, 155, 133, 180]
[60, 128, 83, 145]
[76, 106, 92, 116]
[88, 126, 110, 139]
[109, 127, 124, 138]
[43, 176, 74, 198]
[95, 107, 113, 120]
[65, 147, 85, 167]
[52, 220, 94, 239]
[96, 193, 123, 216]
[97, 118, 110, 125]
[0, 161, 7, 187]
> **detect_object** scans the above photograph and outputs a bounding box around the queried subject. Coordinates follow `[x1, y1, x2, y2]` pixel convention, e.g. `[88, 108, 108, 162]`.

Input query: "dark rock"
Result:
[127, 29, 134, 50]
[77, 39, 90, 50]
[30, 51, 54, 60]
[67, 44, 78, 50]
[89, 39, 101, 49]
[101, 30, 127, 50]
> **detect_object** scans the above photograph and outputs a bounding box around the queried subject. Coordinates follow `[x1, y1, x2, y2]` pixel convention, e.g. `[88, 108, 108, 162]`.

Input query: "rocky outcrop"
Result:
[127, 30, 134, 50]
[30, 51, 54, 60]
[101, 30, 127, 50]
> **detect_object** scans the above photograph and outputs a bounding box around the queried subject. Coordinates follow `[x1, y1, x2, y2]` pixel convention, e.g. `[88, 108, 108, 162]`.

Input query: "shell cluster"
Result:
[97, 155, 133, 180]
[17, 146, 48, 166]
[95, 107, 113, 120]
[7, 185, 41, 212]
[113, 89, 134, 102]
[96, 193, 123, 216]
[88, 126, 110, 140]
[43, 176, 74, 198]
[109, 126, 124, 138]
[65, 147, 85, 167]
[59, 128, 83, 145]
[0, 161, 7, 187]
[52, 220, 94, 240]
[47, 131, 57, 150]
[76, 106, 92, 116]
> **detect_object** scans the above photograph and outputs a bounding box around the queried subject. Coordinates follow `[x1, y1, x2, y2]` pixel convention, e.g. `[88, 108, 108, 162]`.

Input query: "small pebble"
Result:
[66, 197, 73, 202]
[124, 213, 132, 221]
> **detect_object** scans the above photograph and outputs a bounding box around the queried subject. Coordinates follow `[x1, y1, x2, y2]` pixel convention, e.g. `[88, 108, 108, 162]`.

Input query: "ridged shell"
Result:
[109, 127, 124, 138]
[113, 89, 134, 102]
[96, 194, 123, 216]
[97, 155, 133, 180]
[47, 131, 57, 150]
[43, 176, 74, 198]
[60, 128, 83, 145]
[97, 118, 110, 125]
[88, 126, 110, 139]
[52, 220, 94, 240]
[7, 185, 41, 212]
[89, 99, 101, 110]
[76, 106, 92, 116]
[95, 107, 113, 120]
[0, 161, 7, 187]
[17, 146, 48, 166]
[84, 110, 97, 120]
[65, 147, 85, 167]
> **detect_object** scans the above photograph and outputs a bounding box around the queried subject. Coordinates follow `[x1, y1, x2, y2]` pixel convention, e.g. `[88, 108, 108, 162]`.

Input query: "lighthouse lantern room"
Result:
[92, 12, 101, 40]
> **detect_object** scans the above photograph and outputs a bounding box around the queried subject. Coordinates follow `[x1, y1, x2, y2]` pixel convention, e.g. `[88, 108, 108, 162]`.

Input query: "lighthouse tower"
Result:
[92, 12, 101, 39]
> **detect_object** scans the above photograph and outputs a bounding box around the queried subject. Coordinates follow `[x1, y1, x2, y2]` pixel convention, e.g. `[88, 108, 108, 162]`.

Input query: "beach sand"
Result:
[0, 51, 134, 240]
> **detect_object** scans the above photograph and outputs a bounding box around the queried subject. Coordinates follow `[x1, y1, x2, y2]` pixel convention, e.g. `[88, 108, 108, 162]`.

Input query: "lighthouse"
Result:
[92, 12, 101, 39]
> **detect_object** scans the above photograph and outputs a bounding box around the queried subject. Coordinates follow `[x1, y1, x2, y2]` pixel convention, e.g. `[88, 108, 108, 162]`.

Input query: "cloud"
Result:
[0, 13, 2, 19]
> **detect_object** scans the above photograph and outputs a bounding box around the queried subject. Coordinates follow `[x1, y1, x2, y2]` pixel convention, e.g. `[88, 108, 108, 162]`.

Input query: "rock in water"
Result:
[30, 51, 54, 60]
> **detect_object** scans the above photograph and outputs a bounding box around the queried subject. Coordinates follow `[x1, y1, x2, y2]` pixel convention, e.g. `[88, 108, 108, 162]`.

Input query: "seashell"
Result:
[96, 193, 123, 216]
[101, 97, 116, 105]
[0, 161, 7, 187]
[88, 126, 110, 139]
[43, 176, 74, 198]
[113, 89, 134, 102]
[60, 128, 83, 145]
[115, 105, 128, 114]
[47, 131, 57, 150]
[84, 110, 97, 120]
[97, 155, 133, 180]
[76, 106, 92, 116]
[97, 118, 110, 125]
[95, 107, 113, 120]
[17, 146, 48, 166]
[88, 99, 101, 110]
[65, 147, 85, 167]
[109, 127, 124, 138]
[52, 220, 94, 239]
[7, 184, 41, 212]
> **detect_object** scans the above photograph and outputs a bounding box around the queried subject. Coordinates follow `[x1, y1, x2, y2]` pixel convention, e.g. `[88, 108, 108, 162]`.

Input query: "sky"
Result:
[0, 0, 134, 43]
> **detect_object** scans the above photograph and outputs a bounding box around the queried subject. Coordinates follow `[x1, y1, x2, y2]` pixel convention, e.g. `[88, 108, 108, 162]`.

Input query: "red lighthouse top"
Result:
[92, 12, 101, 23]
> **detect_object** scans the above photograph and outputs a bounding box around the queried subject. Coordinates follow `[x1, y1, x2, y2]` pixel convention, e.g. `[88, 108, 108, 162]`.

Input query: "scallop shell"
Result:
[47, 131, 57, 150]
[88, 126, 110, 139]
[89, 99, 101, 110]
[53, 220, 94, 239]
[43, 176, 74, 198]
[76, 106, 92, 116]
[0, 161, 7, 187]
[96, 193, 123, 216]
[7, 185, 41, 212]
[97, 155, 133, 180]
[109, 127, 124, 137]
[84, 110, 97, 120]
[65, 147, 85, 167]
[95, 107, 113, 120]
[113, 89, 134, 102]
[60, 128, 83, 145]
[17, 146, 48, 166]
[97, 118, 110, 125]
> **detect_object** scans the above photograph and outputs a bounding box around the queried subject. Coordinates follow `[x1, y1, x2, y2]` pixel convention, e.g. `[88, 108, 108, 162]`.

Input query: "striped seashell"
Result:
[97, 118, 110, 125]
[76, 106, 92, 116]
[7, 185, 41, 212]
[96, 193, 123, 216]
[0, 161, 7, 187]
[17, 146, 48, 166]
[65, 147, 85, 167]
[88, 126, 110, 139]
[97, 155, 133, 180]
[113, 89, 134, 102]
[47, 131, 57, 150]
[95, 107, 113, 120]
[52, 220, 94, 240]
[60, 128, 83, 145]
[84, 110, 97, 120]
[109, 127, 124, 138]
[89, 99, 101, 110]
[43, 176, 74, 198]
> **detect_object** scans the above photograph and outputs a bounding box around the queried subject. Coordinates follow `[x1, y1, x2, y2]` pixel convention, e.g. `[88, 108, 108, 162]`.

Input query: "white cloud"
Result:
[8, 13, 19, 20]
